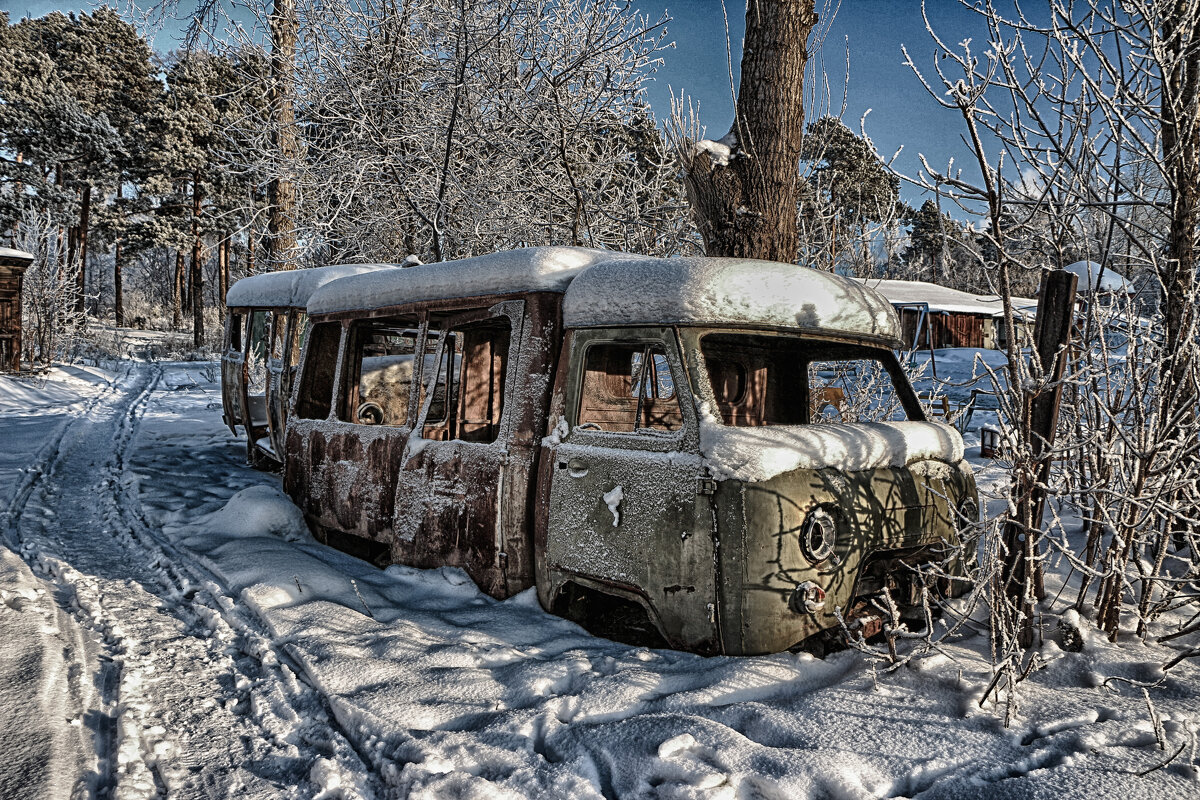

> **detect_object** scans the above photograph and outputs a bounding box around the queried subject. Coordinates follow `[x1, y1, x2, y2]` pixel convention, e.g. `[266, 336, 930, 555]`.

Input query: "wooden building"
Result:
[858, 278, 1037, 351]
[0, 248, 34, 373]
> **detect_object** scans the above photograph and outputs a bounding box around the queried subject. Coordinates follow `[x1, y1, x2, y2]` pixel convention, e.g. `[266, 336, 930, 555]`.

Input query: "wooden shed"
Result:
[858, 278, 1037, 351]
[0, 248, 35, 373]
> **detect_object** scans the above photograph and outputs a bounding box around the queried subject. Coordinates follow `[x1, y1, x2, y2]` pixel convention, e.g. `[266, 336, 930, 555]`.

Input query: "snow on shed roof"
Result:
[226, 263, 402, 309]
[563, 257, 901, 341]
[1064, 260, 1129, 294]
[0, 247, 35, 267]
[858, 278, 1038, 318]
[306, 246, 611, 316]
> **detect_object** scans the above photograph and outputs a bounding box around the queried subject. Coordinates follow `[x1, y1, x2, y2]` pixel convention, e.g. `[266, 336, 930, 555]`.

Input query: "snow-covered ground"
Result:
[1, 358, 1197, 799]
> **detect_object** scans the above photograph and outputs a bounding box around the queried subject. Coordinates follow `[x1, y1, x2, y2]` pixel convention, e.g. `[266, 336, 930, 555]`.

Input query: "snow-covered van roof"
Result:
[225, 263, 402, 309]
[306, 248, 901, 343]
[858, 278, 1037, 319]
[306, 246, 611, 316]
[563, 257, 901, 342]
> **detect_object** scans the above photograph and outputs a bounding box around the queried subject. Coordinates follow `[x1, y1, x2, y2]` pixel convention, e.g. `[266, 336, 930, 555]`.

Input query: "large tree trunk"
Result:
[219, 233, 230, 323]
[681, 0, 818, 262]
[173, 249, 184, 329]
[114, 240, 123, 327]
[114, 184, 124, 327]
[76, 183, 91, 315]
[267, 0, 299, 270]
[1098, 1, 1200, 640]
[191, 173, 205, 348]
[1158, 1, 1199, 401]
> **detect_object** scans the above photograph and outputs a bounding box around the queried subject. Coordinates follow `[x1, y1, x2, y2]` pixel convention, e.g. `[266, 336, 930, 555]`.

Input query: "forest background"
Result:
[2, 0, 1056, 361]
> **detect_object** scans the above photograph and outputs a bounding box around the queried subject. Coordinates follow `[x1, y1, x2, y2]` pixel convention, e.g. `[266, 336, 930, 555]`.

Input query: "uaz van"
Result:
[274, 247, 976, 655]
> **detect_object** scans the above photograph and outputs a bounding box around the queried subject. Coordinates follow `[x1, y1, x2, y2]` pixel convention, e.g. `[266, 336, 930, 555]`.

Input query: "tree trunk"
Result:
[267, 0, 299, 270]
[218, 234, 230, 324]
[77, 183, 91, 315]
[192, 174, 205, 348]
[173, 249, 184, 329]
[1097, 0, 1200, 641]
[66, 226, 77, 294]
[680, 0, 818, 262]
[114, 184, 124, 327]
[114, 240, 123, 327]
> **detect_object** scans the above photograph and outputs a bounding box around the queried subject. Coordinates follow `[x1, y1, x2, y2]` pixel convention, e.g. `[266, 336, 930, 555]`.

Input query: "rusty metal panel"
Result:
[290, 292, 564, 600]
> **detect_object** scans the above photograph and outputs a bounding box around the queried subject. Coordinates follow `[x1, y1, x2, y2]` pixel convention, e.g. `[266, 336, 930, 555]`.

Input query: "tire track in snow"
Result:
[1, 362, 129, 548]
[109, 367, 381, 798]
[5, 363, 374, 798]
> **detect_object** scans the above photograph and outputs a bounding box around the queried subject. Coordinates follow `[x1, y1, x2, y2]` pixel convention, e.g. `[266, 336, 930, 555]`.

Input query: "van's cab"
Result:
[284, 247, 977, 655]
[222, 264, 397, 465]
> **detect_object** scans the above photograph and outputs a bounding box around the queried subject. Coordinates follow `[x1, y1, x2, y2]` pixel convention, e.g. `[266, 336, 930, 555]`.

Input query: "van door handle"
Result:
[565, 458, 589, 478]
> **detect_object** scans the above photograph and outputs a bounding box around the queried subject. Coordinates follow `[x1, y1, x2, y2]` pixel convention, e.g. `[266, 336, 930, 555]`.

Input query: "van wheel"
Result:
[795, 629, 844, 659]
[552, 583, 669, 649]
[246, 439, 278, 471]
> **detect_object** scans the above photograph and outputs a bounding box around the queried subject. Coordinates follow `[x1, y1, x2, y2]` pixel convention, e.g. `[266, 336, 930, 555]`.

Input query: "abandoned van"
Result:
[223, 264, 397, 465]
[286, 247, 977, 655]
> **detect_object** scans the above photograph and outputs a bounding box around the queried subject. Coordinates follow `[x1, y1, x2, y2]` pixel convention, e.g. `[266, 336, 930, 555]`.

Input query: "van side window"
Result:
[296, 322, 341, 420]
[343, 321, 421, 427]
[270, 312, 286, 361]
[700, 335, 805, 426]
[422, 317, 510, 443]
[808, 359, 907, 423]
[227, 313, 242, 353]
[579, 343, 682, 432]
[246, 310, 270, 394]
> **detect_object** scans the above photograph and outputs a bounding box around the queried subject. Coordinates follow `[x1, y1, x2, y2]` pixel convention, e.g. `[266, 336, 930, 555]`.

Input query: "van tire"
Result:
[552, 583, 669, 649]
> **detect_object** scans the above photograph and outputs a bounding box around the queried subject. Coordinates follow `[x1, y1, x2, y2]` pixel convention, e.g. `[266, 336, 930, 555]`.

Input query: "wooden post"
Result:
[1001, 268, 1078, 647]
[1028, 271, 1079, 546]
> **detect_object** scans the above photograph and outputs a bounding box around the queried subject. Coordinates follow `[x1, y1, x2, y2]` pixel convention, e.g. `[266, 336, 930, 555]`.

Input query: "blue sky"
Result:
[8, 0, 992, 206]
[628, 1, 993, 205]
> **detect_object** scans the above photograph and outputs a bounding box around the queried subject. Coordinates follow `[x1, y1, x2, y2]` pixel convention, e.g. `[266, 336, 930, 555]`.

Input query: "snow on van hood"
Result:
[699, 413, 966, 483]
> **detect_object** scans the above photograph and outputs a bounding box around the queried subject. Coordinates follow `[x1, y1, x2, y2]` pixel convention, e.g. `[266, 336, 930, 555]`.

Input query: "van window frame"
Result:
[410, 300, 521, 446]
[683, 328, 926, 427]
[293, 320, 343, 421]
[337, 315, 424, 429]
[563, 327, 698, 454]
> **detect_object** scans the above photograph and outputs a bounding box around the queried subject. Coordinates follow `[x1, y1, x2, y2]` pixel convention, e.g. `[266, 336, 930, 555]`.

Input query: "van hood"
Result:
[698, 414, 965, 483]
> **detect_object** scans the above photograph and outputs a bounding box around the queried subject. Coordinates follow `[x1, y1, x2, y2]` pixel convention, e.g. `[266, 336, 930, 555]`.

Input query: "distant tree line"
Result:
[1, 1, 1094, 366]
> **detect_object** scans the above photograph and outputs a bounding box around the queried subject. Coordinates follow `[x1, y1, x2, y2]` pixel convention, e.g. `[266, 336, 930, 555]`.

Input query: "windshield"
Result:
[698, 333, 917, 427]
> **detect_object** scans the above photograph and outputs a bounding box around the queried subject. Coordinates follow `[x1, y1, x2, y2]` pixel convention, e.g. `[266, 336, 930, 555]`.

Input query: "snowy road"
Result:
[2, 364, 368, 798]
[1, 360, 1198, 799]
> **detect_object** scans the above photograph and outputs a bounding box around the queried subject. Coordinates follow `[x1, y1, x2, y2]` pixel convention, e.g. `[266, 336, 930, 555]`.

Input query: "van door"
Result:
[288, 316, 422, 551]
[393, 301, 528, 597]
[263, 310, 289, 459]
[540, 329, 720, 653]
[220, 311, 245, 434]
[241, 308, 272, 457]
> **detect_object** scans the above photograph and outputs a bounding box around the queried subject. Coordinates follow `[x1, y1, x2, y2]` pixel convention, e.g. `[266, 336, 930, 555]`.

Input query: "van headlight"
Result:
[800, 508, 837, 563]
